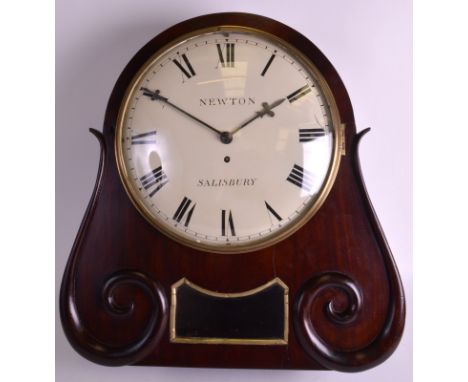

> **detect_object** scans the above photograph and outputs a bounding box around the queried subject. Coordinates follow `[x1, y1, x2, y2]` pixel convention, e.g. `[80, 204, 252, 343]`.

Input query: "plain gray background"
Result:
[56, 0, 412, 381]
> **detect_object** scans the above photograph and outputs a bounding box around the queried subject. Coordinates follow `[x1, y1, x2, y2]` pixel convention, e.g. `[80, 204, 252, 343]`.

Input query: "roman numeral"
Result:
[172, 53, 196, 79]
[261, 54, 276, 76]
[216, 43, 235, 67]
[287, 85, 312, 103]
[286, 164, 313, 192]
[131, 131, 156, 145]
[265, 201, 282, 222]
[173, 197, 196, 227]
[221, 209, 236, 236]
[299, 128, 326, 142]
[140, 166, 168, 197]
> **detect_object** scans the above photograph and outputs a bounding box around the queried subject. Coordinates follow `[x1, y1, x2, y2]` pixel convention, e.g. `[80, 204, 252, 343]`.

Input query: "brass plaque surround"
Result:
[170, 277, 289, 345]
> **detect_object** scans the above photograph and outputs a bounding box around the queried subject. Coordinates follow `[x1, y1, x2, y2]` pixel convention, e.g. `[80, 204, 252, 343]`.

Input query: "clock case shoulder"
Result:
[60, 12, 405, 371]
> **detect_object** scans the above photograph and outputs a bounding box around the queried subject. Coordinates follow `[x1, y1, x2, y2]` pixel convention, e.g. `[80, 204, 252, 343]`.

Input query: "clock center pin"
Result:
[220, 131, 233, 144]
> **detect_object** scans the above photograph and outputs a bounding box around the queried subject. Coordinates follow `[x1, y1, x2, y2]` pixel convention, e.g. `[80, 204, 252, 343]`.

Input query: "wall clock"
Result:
[60, 12, 405, 371]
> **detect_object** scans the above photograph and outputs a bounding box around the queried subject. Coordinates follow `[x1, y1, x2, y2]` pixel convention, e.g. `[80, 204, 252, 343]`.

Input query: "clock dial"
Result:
[116, 28, 343, 252]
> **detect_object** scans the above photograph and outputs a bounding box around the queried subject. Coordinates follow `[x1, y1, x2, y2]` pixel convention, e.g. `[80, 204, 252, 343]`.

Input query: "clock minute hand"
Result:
[140, 87, 226, 139]
[231, 98, 286, 135]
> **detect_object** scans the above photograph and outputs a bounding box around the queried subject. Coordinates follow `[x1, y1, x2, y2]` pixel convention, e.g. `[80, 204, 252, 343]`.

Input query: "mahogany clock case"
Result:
[59, 12, 405, 372]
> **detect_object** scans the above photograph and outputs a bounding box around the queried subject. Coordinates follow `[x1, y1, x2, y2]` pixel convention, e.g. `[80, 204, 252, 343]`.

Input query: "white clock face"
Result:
[116, 28, 342, 253]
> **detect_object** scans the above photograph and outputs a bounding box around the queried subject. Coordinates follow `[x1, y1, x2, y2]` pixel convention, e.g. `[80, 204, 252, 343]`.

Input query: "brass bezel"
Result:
[170, 277, 289, 345]
[115, 25, 344, 254]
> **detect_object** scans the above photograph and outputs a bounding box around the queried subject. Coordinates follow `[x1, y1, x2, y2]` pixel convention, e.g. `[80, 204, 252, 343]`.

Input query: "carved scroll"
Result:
[59, 129, 168, 366]
[293, 130, 405, 372]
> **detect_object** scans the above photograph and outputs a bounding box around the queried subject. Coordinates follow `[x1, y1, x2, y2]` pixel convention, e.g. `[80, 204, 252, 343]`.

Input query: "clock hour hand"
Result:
[140, 88, 232, 143]
[231, 98, 286, 135]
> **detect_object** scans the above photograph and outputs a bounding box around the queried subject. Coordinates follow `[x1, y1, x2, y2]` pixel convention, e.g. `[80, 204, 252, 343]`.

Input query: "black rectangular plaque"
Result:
[170, 278, 289, 345]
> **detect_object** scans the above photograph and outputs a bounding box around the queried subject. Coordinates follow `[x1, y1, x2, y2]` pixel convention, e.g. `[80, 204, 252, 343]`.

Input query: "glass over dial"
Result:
[116, 28, 343, 253]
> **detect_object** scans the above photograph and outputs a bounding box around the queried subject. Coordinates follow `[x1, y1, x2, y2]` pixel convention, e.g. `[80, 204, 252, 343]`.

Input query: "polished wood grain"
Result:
[60, 12, 405, 370]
